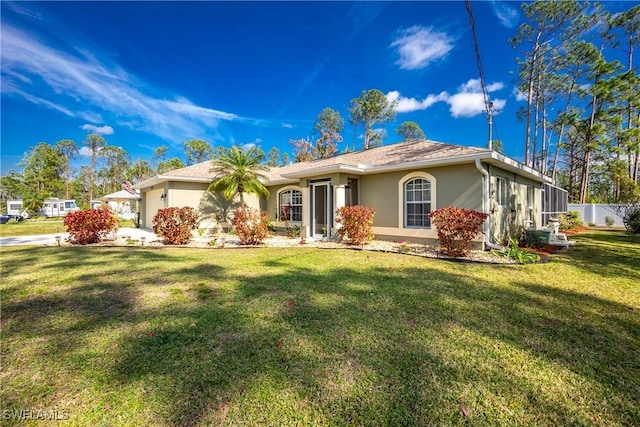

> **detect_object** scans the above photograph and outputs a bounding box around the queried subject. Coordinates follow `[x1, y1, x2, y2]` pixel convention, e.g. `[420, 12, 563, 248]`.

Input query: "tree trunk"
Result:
[523, 32, 544, 168]
[580, 149, 591, 203]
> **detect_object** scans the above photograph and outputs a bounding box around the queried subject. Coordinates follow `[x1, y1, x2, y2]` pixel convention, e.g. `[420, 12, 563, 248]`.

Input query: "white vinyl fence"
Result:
[567, 204, 629, 227]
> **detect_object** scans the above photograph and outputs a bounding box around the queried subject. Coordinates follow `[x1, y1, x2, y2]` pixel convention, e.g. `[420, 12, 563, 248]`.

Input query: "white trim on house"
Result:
[279, 152, 552, 185]
[397, 171, 437, 231]
[276, 185, 303, 225]
[135, 175, 213, 189]
[281, 164, 366, 179]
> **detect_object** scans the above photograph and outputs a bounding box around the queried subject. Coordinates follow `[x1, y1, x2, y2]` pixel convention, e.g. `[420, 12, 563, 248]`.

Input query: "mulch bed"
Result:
[527, 227, 586, 259]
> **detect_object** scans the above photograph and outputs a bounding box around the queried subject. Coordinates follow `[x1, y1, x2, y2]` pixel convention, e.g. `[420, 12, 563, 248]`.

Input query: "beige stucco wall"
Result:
[140, 180, 263, 229]
[143, 188, 165, 228]
[265, 163, 485, 245]
[167, 182, 209, 211]
[489, 166, 542, 244]
[361, 164, 483, 243]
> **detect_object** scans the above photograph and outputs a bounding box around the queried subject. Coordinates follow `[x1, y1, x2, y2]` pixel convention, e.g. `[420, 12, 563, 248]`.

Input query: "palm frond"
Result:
[207, 146, 270, 202]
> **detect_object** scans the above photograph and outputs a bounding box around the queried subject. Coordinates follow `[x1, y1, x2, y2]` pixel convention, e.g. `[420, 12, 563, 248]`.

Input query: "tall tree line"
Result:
[511, 0, 639, 203]
[0, 137, 216, 211]
[7, 2, 637, 207]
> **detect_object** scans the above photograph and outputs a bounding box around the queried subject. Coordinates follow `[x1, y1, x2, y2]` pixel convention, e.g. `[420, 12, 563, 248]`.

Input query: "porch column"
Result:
[333, 185, 346, 233]
[301, 186, 311, 238]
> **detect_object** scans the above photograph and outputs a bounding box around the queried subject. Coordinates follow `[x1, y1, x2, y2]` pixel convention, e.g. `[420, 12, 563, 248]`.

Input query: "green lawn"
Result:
[1, 230, 638, 426]
[0, 219, 65, 237]
[0, 218, 136, 237]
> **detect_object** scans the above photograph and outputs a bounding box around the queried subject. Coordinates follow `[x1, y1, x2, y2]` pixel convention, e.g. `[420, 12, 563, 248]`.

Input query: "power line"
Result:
[465, 0, 496, 150]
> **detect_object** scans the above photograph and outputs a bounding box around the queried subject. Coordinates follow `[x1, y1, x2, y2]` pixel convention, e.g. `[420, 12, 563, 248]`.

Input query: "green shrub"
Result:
[287, 224, 301, 238]
[625, 208, 640, 238]
[604, 216, 615, 227]
[428, 206, 488, 257]
[496, 238, 541, 264]
[153, 207, 199, 245]
[230, 208, 270, 245]
[335, 205, 376, 246]
[558, 211, 583, 231]
[63, 209, 118, 245]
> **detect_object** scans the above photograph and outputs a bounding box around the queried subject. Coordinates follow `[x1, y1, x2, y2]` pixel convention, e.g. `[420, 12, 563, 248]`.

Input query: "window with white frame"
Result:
[527, 185, 535, 222]
[496, 177, 507, 207]
[404, 178, 432, 228]
[279, 189, 302, 222]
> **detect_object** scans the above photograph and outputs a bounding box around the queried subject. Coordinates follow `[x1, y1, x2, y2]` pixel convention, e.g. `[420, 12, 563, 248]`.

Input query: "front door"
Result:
[311, 182, 331, 238]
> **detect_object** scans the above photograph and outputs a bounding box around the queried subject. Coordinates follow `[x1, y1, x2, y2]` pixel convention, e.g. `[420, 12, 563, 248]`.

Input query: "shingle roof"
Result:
[150, 139, 489, 185]
[265, 139, 488, 182]
[162, 160, 216, 178]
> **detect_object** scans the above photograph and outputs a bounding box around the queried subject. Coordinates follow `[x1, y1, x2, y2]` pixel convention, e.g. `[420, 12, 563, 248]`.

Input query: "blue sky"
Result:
[0, 1, 630, 176]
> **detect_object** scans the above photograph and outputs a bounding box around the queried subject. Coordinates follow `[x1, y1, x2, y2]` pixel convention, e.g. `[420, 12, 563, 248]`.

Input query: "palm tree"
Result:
[208, 146, 270, 210]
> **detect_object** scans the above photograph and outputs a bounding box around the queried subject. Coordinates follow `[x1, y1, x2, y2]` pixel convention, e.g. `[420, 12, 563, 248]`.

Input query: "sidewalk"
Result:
[0, 228, 159, 247]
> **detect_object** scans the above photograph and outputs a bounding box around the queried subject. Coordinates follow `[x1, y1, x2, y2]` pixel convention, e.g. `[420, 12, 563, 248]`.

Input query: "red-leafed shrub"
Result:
[63, 209, 118, 245]
[153, 207, 199, 245]
[428, 206, 488, 257]
[336, 205, 376, 246]
[230, 208, 270, 245]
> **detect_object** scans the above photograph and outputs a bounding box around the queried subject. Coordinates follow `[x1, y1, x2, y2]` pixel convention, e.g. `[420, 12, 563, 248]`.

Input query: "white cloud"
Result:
[448, 92, 488, 118]
[4, 86, 76, 116]
[388, 78, 506, 118]
[281, 123, 293, 129]
[458, 79, 503, 94]
[386, 90, 449, 113]
[0, 23, 243, 144]
[514, 88, 527, 102]
[486, 82, 505, 92]
[81, 124, 114, 135]
[490, 1, 519, 29]
[241, 143, 256, 150]
[390, 25, 454, 70]
[78, 146, 105, 157]
[447, 79, 506, 118]
[4, 1, 43, 21]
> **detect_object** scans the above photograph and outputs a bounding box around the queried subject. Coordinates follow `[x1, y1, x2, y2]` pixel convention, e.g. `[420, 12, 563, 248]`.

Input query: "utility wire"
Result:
[465, 0, 496, 149]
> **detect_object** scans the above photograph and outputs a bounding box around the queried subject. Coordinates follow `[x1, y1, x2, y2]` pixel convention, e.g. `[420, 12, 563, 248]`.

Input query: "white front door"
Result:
[311, 182, 331, 238]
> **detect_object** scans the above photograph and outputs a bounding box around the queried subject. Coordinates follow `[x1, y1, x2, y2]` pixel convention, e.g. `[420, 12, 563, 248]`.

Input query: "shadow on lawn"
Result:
[3, 244, 639, 425]
[559, 230, 640, 280]
[111, 261, 638, 425]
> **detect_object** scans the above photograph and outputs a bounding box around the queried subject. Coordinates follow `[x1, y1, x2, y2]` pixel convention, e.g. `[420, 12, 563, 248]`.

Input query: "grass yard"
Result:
[0, 219, 137, 238]
[1, 230, 638, 426]
[0, 219, 65, 237]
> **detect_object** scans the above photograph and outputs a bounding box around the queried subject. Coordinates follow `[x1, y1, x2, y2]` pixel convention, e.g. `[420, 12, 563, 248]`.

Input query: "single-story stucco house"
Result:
[135, 139, 565, 249]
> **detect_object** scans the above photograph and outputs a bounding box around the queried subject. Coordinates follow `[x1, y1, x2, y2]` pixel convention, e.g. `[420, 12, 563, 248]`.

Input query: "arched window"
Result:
[404, 178, 432, 228]
[279, 189, 302, 222]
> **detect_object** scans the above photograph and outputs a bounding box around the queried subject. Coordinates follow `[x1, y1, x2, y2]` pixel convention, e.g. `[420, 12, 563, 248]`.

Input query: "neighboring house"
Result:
[136, 139, 555, 249]
[91, 190, 140, 220]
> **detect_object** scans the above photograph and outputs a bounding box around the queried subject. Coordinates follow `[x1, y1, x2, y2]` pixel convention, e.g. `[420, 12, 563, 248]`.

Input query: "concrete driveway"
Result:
[0, 228, 159, 247]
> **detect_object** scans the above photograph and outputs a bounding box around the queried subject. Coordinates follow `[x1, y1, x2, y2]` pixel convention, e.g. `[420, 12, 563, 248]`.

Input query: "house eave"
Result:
[484, 152, 553, 183]
[272, 152, 552, 184]
[266, 178, 300, 186]
[135, 175, 213, 189]
[279, 164, 367, 179]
